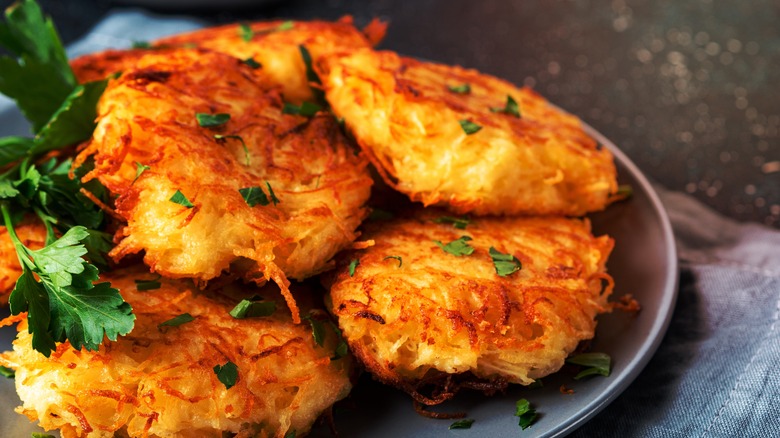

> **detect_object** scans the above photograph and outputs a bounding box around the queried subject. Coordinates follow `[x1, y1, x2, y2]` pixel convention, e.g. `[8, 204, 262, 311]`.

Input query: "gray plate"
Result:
[0, 112, 677, 437]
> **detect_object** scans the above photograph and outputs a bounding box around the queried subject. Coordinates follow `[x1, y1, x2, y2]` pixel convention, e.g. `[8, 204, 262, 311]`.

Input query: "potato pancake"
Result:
[0, 219, 46, 305]
[70, 48, 150, 83]
[0, 266, 352, 438]
[323, 209, 614, 403]
[155, 17, 385, 104]
[317, 49, 618, 216]
[76, 49, 372, 322]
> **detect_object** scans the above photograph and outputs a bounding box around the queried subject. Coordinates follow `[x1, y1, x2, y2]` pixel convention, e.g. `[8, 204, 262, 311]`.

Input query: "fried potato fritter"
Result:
[76, 49, 372, 321]
[0, 267, 352, 438]
[323, 210, 614, 403]
[154, 17, 385, 104]
[318, 49, 618, 216]
[0, 219, 46, 305]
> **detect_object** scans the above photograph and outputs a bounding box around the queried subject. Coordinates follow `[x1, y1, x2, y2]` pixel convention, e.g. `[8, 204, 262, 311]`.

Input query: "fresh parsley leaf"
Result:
[0, 365, 14, 378]
[433, 215, 471, 229]
[131, 40, 151, 49]
[239, 186, 270, 207]
[213, 361, 239, 389]
[196, 112, 230, 128]
[459, 119, 482, 135]
[0, 0, 76, 132]
[616, 184, 633, 199]
[134, 275, 161, 291]
[277, 20, 294, 31]
[348, 258, 359, 277]
[266, 181, 280, 205]
[449, 419, 475, 429]
[133, 161, 150, 184]
[303, 313, 327, 347]
[566, 352, 611, 379]
[238, 23, 253, 42]
[490, 95, 521, 118]
[330, 320, 348, 359]
[448, 83, 471, 94]
[514, 398, 538, 429]
[282, 101, 322, 117]
[383, 255, 402, 267]
[158, 313, 195, 328]
[169, 190, 193, 208]
[299, 45, 325, 103]
[489, 247, 521, 276]
[214, 134, 250, 166]
[242, 57, 261, 69]
[31, 433, 55, 438]
[0, 136, 34, 167]
[434, 235, 474, 256]
[229, 299, 276, 319]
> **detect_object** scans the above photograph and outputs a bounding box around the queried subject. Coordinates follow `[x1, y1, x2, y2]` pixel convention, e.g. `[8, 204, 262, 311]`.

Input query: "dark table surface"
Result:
[29, 0, 780, 227]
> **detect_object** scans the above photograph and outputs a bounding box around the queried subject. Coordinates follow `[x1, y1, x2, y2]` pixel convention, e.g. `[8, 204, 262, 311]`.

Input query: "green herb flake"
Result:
[433, 215, 471, 229]
[31, 433, 56, 438]
[566, 352, 611, 380]
[0, 365, 14, 379]
[304, 314, 327, 347]
[238, 23, 254, 42]
[239, 186, 270, 207]
[433, 235, 474, 257]
[158, 313, 195, 328]
[131, 41, 151, 49]
[489, 247, 522, 277]
[133, 161, 150, 184]
[449, 419, 475, 429]
[134, 275, 161, 291]
[616, 184, 633, 199]
[277, 20, 294, 31]
[214, 134, 250, 166]
[458, 119, 482, 135]
[282, 101, 322, 117]
[348, 258, 360, 277]
[448, 83, 471, 94]
[242, 57, 262, 69]
[266, 181, 280, 205]
[195, 112, 230, 128]
[229, 298, 276, 319]
[213, 361, 239, 389]
[299, 45, 325, 103]
[490, 95, 521, 118]
[383, 255, 402, 267]
[169, 190, 194, 208]
[514, 398, 538, 430]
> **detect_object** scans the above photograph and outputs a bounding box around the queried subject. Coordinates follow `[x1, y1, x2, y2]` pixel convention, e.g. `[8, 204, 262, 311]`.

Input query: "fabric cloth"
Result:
[2, 10, 779, 438]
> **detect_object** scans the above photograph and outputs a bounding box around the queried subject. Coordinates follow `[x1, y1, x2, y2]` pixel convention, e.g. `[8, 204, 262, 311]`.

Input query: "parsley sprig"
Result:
[0, 0, 134, 356]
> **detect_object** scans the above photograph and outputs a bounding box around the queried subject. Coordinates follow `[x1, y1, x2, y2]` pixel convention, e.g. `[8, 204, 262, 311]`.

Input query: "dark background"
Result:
[24, 0, 780, 228]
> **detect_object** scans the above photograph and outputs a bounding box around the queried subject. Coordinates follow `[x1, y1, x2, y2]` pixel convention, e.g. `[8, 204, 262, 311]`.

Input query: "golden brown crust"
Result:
[154, 17, 381, 104]
[323, 209, 614, 403]
[76, 49, 372, 322]
[318, 49, 618, 216]
[1, 266, 352, 438]
[70, 49, 151, 83]
[0, 218, 47, 305]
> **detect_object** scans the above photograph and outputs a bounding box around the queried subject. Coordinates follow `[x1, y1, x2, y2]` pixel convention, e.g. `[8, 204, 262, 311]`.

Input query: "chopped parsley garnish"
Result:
[239, 183, 279, 207]
[490, 95, 521, 118]
[196, 112, 230, 128]
[383, 255, 403, 267]
[134, 275, 161, 291]
[131, 41, 151, 49]
[449, 419, 475, 429]
[238, 23, 253, 41]
[447, 83, 471, 94]
[229, 298, 276, 319]
[31, 434, 55, 438]
[489, 247, 521, 276]
[433, 215, 471, 229]
[266, 181, 280, 205]
[514, 398, 538, 430]
[302, 311, 347, 358]
[277, 20, 294, 31]
[616, 184, 633, 198]
[214, 134, 250, 166]
[158, 313, 195, 328]
[282, 101, 322, 117]
[0, 365, 15, 379]
[348, 258, 360, 277]
[566, 352, 611, 379]
[133, 161, 150, 184]
[434, 235, 474, 256]
[459, 119, 482, 135]
[242, 57, 262, 69]
[213, 361, 239, 389]
[299, 45, 325, 103]
[169, 190, 194, 208]
[303, 313, 327, 346]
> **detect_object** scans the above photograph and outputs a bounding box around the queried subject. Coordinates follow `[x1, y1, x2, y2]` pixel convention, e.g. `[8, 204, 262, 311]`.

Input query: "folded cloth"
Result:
[573, 187, 780, 438]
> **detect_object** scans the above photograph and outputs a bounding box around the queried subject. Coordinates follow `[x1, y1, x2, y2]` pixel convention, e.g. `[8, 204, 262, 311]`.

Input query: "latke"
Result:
[323, 209, 614, 403]
[0, 266, 352, 438]
[76, 49, 372, 322]
[317, 49, 618, 216]
[0, 218, 46, 305]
